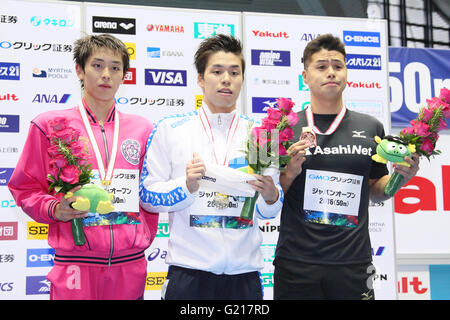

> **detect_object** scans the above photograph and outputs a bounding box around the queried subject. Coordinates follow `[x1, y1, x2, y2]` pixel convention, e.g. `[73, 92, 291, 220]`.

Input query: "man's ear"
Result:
[302, 69, 308, 85]
[197, 73, 204, 89]
[75, 64, 85, 81]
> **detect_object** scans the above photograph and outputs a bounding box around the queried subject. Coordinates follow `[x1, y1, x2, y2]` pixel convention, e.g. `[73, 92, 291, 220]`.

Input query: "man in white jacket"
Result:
[139, 34, 283, 299]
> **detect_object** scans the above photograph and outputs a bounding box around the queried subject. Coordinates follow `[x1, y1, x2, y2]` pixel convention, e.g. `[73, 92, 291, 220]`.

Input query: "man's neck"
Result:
[83, 95, 113, 123]
[310, 95, 343, 114]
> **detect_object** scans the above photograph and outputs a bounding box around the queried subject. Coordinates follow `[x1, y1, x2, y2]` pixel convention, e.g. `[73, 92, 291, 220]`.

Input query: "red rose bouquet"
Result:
[47, 117, 92, 245]
[241, 98, 299, 219]
[384, 88, 450, 197]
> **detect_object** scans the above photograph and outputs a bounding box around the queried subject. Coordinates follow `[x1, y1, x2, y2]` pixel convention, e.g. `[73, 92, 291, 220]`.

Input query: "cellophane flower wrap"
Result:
[240, 98, 299, 219]
[47, 117, 92, 245]
[384, 88, 450, 197]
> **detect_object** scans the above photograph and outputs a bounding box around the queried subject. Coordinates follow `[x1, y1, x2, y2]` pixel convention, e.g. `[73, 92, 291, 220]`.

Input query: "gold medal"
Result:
[212, 193, 229, 210]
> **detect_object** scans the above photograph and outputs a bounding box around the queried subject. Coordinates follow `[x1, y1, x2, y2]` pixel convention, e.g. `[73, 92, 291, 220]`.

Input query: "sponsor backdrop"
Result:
[4, 0, 448, 300]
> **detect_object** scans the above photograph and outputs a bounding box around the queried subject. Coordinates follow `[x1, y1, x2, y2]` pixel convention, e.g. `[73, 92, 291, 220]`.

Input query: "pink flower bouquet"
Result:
[47, 117, 92, 245]
[384, 88, 450, 197]
[241, 98, 299, 219]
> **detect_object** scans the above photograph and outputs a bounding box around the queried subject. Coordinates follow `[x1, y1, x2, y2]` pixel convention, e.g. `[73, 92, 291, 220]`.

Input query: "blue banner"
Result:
[389, 47, 450, 127]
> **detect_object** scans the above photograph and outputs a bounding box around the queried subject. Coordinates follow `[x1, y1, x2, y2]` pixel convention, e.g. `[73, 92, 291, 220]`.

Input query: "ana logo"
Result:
[0, 222, 17, 240]
[300, 33, 320, 42]
[252, 30, 289, 38]
[26, 248, 55, 267]
[32, 93, 71, 104]
[26, 276, 50, 295]
[145, 69, 187, 87]
[0, 168, 14, 186]
[251, 49, 290, 67]
[346, 54, 381, 70]
[0, 62, 20, 80]
[121, 139, 140, 165]
[92, 16, 136, 34]
[123, 68, 136, 85]
[194, 22, 234, 39]
[146, 24, 184, 33]
[0, 115, 19, 132]
[343, 31, 381, 47]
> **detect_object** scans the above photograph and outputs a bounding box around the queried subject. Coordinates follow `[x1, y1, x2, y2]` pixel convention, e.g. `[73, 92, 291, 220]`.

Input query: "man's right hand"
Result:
[54, 185, 89, 222]
[186, 152, 206, 194]
[280, 139, 309, 193]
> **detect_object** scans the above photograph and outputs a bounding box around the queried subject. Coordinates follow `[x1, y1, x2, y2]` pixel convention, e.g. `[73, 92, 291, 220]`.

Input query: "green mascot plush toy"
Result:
[65, 184, 115, 214]
[64, 184, 114, 246]
[371, 135, 416, 198]
[371, 135, 416, 167]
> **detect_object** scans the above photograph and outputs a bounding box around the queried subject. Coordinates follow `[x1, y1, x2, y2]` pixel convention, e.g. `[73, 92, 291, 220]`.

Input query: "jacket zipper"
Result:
[100, 122, 114, 267]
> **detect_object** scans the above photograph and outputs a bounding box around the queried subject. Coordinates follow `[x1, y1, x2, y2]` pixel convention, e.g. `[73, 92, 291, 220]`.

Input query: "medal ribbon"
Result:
[199, 106, 239, 166]
[306, 105, 346, 135]
[78, 99, 119, 185]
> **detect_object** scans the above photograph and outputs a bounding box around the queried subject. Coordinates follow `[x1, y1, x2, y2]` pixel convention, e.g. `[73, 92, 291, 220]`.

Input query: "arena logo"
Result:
[343, 30, 381, 47]
[145, 69, 187, 87]
[146, 24, 184, 33]
[92, 16, 136, 35]
[252, 30, 289, 38]
[251, 49, 291, 67]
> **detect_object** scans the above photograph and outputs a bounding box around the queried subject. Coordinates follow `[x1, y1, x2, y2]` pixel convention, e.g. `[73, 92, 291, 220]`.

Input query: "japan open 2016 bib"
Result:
[303, 169, 363, 228]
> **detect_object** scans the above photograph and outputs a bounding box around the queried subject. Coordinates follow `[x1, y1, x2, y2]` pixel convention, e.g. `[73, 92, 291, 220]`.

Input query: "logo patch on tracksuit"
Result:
[121, 139, 141, 165]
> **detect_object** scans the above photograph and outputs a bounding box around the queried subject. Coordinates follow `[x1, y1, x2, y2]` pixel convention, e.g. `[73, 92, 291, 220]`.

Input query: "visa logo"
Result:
[27, 248, 55, 267]
[145, 69, 187, 86]
[343, 31, 381, 47]
[251, 49, 291, 67]
[346, 54, 381, 70]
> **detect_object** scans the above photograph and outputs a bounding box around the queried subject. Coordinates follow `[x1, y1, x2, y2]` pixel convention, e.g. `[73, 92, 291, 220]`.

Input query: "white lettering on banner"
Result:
[94, 21, 117, 29]
[389, 61, 450, 113]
